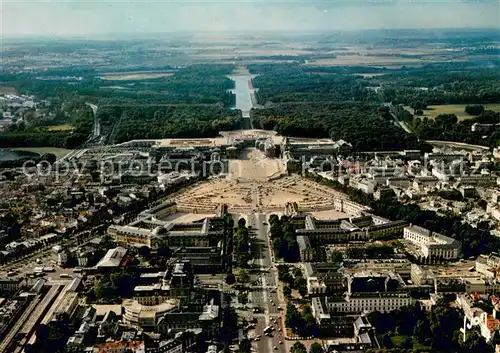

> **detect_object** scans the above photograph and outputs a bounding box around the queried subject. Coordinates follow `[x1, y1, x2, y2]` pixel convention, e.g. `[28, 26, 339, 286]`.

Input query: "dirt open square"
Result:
[228, 148, 287, 182]
[172, 171, 349, 214]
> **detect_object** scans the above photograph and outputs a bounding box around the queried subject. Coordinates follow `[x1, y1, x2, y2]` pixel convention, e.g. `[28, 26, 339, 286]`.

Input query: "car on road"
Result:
[263, 222, 268, 225]
[279, 341, 283, 344]
[273, 346, 278, 350]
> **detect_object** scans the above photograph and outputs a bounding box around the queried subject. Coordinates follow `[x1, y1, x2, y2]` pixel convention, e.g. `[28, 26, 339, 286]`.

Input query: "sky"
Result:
[1, 0, 499, 37]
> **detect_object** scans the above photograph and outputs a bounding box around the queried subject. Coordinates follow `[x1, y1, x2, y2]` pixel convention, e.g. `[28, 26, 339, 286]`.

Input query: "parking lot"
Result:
[0, 253, 80, 283]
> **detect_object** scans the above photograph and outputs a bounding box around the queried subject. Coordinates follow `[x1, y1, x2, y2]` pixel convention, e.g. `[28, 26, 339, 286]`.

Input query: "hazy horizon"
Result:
[1, 0, 499, 38]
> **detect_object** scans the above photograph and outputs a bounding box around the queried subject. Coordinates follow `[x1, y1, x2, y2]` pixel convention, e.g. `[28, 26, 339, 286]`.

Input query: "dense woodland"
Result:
[251, 103, 419, 151]
[249, 62, 498, 150]
[375, 63, 500, 106]
[0, 64, 236, 105]
[250, 61, 500, 107]
[0, 65, 240, 147]
[111, 105, 241, 143]
[249, 64, 378, 103]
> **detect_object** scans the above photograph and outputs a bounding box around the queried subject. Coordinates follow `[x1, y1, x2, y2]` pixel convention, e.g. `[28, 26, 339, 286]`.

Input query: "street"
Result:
[246, 213, 288, 353]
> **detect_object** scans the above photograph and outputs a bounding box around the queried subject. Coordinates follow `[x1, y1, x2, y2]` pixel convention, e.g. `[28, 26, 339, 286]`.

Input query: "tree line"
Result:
[269, 214, 300, 262]
[278, 265, 307, 297]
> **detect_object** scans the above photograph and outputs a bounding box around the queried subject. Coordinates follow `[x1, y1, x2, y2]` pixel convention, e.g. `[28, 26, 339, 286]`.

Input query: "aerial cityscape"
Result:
[0, 1, 499, 353]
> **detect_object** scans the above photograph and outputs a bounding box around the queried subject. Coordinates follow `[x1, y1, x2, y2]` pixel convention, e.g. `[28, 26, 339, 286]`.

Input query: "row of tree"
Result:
[285, 303, 318, 337]
[269, 214, 300, 262]
[234, 218, 251, 267]
[278, 265, 307, 297]
[290, 341, 324, 353]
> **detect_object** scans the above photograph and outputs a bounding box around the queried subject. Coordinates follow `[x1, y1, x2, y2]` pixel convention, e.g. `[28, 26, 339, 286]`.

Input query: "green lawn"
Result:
[404, 103, 500, 121]
[389, 335, 431, 352]
[391, 334, 409, 346]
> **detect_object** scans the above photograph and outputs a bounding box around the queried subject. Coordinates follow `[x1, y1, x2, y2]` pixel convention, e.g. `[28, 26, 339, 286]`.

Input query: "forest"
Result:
[249, 61, 500, 107]
[249, 63, 378, 103]
[251, 103, 419, 151]
[375, 63, 500, 106]
[248, 62, 498, 150]
[113, 105, 242, 143]
[0, 64, 236, 105]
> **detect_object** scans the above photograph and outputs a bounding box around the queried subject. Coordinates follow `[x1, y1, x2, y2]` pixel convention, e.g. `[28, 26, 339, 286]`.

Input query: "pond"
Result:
[229, 75, 255, 118]
[0, 149, 40, 162]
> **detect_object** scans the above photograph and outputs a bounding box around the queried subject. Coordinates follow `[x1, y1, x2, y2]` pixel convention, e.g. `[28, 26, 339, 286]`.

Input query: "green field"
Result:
[13, 147, 72, 159]
[47, 124, 74, 132]
[390, 335, 409, 346]
[100, 71, 174, 80]
[404, 104, 500, 121]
